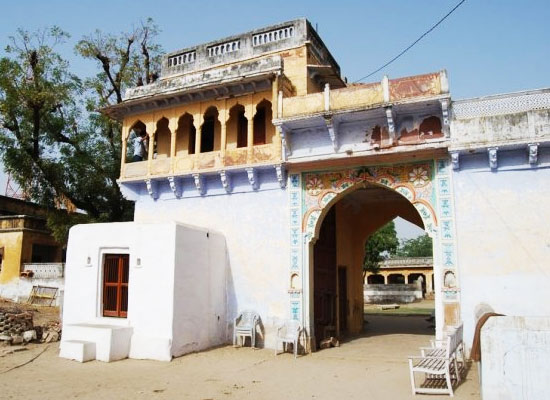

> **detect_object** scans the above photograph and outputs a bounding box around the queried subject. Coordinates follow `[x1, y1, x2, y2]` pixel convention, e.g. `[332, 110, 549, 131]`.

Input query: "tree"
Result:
[75, 18, 162, 108]
[0, 21, 163, 243]
[363, 221, 399, 278]
[397, 233, 433, 257]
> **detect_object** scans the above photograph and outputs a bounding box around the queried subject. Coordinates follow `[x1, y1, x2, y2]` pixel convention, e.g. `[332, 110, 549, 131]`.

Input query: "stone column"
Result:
[146, 120, 155, 176]
[120, 125, 128, 177]
[194, 112, 203, 156]
[169, 117, 178, 173]
[247, 97, 254, 163]
[404, 273, 410, 284]
[220, 105, 227, 160]
[427, 272, 434, 294]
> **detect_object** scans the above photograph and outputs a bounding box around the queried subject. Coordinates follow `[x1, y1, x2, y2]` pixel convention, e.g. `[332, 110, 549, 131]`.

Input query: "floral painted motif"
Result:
[302, 162, 437, 239]
[305, 176, 324, 196]
[408, 167, 429, 187]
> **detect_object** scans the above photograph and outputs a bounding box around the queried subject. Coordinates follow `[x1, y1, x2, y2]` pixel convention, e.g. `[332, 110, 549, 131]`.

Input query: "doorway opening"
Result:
[311, 183, 435, 347]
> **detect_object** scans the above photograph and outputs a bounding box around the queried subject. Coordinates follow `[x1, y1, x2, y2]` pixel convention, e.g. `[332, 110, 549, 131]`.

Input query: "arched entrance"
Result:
[285, 161, 460, 351]
[309, 181, 432, 347]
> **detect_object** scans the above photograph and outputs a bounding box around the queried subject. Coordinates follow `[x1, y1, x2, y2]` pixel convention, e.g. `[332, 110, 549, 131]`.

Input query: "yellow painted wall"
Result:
[305, 46, 324, 94]
[279, 46, 308, 96]
[0, 230, 63, 284]
[0, 231, 24, 283]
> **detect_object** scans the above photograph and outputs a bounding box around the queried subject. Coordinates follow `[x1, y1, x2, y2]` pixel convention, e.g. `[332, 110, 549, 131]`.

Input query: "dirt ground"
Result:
[0, 298, 60, 327]
[0, 314, 480, 400]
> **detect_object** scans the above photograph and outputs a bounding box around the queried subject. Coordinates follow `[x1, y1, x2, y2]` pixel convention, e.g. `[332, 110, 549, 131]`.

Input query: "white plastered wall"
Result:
[63, 221, 227, 361]
[134, 187, 289, 349]
[453, 154, 550, 349]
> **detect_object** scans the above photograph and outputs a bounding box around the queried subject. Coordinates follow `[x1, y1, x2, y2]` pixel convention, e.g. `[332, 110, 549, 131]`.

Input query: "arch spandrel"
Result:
[301, 162, 438, 243]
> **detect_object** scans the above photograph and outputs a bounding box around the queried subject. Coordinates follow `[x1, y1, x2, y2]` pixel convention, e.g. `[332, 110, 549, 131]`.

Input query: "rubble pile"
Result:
[41, 321, 62, 343]
[0, 309, 60, 345]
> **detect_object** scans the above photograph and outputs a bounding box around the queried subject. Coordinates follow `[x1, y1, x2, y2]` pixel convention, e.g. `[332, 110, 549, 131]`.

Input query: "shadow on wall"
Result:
[225, 245, 237, 344]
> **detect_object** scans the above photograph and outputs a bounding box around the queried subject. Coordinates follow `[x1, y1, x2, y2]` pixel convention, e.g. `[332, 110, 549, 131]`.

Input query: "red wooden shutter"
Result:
[103, 254, 129, 318]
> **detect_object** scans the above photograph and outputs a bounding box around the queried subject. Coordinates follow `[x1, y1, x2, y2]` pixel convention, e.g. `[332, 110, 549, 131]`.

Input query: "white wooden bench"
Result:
[408, 323, 464, 396]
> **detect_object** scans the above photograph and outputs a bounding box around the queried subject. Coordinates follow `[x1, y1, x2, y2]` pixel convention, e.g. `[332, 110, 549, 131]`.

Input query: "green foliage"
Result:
[363, 221, 399, 274]
[75, 18, 163, 107]
[397, 234, 433, 257]
[0, 21, 163, 245]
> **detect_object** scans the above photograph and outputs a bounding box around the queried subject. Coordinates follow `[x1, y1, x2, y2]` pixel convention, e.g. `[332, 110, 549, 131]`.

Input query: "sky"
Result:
[1, 0, 549, 237]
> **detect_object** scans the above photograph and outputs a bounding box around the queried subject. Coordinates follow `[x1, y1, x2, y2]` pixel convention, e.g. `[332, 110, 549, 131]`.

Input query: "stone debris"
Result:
[0, 310, 34, 344]
[319, 337, 340, 349]
[0, 309, 61, 346]
[23, 330, 37, 342]
[11, 335, 24, 345]
[41, 322, 62, 343]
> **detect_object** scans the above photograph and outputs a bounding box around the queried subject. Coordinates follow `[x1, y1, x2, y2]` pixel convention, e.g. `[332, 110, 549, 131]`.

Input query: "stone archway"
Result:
[286, 159, 460, 350]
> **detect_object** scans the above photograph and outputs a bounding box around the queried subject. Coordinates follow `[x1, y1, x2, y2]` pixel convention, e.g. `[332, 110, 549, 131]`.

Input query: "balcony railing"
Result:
[121, 142, 281, 181]
[280, 72, 445, 120]
[379, 257, 433, 269]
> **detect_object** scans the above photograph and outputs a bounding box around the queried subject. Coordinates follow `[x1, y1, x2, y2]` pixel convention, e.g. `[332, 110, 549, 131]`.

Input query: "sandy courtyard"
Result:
[0, 315, 480, 400]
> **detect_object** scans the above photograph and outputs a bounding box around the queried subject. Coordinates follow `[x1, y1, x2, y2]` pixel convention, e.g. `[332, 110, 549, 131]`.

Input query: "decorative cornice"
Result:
[528, 143, 538, 165]
[450, 151, 460, 170]
[488, 147, 498, 170]
[385, 106, 396, 143]
[324, 115, 339, 151]
[219, 171, 232, 193]
[245, 167, 259, 190]
[275, 164, 287, 188]
[278, 125, 291, 160]
[452, 89, 550, 119]
[193, 174, 205, 195]
[167, 176, 183, 198]
[145, 179, 158, 200]
[440, 98, 450, 138]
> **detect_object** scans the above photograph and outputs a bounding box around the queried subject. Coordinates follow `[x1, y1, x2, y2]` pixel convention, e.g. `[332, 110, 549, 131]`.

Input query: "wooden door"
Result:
[338, 266, 348, 334]
[313, 206, 337, 345]
[103, 254, 129, 318]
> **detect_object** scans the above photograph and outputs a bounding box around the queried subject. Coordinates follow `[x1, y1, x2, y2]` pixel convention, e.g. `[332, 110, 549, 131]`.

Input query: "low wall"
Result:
[23, 263, 64, 278]
[481, 316, 550, 400]
[0, 277, 64, 306]
[363, 284, 422, 304]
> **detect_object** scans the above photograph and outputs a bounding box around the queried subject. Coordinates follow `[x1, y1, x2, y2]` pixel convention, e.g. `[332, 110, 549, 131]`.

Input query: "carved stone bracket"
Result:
[219, 171, 232, 193]
[192, 173, 205, 195]
[488, 147, 498, 170]
[279, 126, 291, 161]
[450, 151, 460, 170]
[275, 164, 287, 188]
[245, 167, 259, 190]
[145, 179, 158, 200]
[385, 106, 396, 143]
[324, 116, 339, 151]
[528, 143, 539, 165]
[167, 176, 183, 198]
[440, 99, 450, 138]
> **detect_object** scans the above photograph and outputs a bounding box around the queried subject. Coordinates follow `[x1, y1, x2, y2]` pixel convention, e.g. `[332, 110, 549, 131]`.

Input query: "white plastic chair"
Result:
[233, 311, 259, 348]
[275, 319, 301, 358]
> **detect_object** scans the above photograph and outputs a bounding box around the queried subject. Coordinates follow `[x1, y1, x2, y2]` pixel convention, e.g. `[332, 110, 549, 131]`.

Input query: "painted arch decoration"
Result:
[301, 162, 438, 242]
